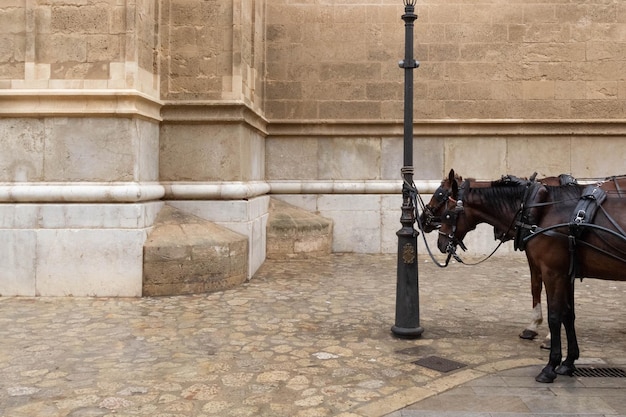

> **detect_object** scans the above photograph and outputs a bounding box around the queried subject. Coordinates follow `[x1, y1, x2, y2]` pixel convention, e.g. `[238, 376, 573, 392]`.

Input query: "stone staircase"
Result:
[143, 205, 248, 296]
[266, 198, 333, 259]
[142, 199, 332, 296]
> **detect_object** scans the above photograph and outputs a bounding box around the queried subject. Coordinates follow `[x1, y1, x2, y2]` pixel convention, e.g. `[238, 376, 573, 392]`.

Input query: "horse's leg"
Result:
[520, 259, 551, 347]
[519, 269, 543, 340]
[540, 331, 551, 350]
[556, 280, 579, 376]
[535, 308, 562, 382]
[535, 271, 565, 383]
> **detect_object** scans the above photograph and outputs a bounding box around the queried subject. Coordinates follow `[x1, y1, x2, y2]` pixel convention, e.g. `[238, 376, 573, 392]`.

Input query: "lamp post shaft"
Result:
[403, 7, 415, 168]
[391, 3, 423, 338]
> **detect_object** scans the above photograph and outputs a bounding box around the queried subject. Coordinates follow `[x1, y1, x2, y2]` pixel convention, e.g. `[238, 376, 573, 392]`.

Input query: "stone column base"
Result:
[0, 201, 163, 296]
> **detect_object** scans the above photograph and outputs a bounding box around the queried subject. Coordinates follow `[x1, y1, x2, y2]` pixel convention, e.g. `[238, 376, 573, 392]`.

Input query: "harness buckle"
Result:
[574, 209, 586, 223]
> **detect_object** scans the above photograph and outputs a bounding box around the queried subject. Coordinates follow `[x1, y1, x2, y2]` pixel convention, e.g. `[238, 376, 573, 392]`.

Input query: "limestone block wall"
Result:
[0, 0, 163, 296]
[265, 0, 626, 121]
[265, 121, 626, 257]
[1, 0, 159, 93]
[264, 0, 626, 182]
[159, 0, 269, 276]
[160, 107, 266, 183]
[160, 0, 265, 109]
[159, 104, 270, 278]
[0, 116, 163, 297]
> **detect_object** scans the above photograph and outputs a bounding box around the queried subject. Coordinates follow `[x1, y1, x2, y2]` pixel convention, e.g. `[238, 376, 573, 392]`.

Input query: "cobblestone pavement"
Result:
[1, 254, 626, 417]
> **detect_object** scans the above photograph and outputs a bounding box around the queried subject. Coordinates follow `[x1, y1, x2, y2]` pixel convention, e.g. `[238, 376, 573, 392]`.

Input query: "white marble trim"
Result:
[0, 180, 443, 203]
[0, 183, 165, 202]
[162, 181, 272, 200]
[268, 180, 442, 195]
[162, 180, 441, 200]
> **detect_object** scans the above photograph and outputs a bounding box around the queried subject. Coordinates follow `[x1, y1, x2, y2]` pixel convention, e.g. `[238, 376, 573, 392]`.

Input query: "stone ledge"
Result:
[267, 119, 626, 136]
[143, 205, 248, 296]
[267, 198, 333, 259]
[0, 89, 162, 121]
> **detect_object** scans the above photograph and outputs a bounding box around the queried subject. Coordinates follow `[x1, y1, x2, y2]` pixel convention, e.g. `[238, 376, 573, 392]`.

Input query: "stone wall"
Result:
[264, 0, 626, 121]
[0, 0, 163, 296]
[160, 0, 265, 109]
[159, 0, 269, 277]
[264, 0, 626, 183]
[1, 0, 159, 94]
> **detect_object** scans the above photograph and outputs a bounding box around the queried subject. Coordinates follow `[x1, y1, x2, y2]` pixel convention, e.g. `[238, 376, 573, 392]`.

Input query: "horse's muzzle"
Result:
[418, 212, 440, 233]
[438, 231, 467, 256]
[437, 231, 450, 253]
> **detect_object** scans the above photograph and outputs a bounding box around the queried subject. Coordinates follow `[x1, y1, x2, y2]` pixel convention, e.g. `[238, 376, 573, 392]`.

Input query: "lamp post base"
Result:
[392, 177, 423, 339]
[391, 324, 424, 339]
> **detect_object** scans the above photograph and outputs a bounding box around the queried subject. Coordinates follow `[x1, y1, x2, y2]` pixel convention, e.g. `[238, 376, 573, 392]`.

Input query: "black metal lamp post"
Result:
[391, 0, 423, 338]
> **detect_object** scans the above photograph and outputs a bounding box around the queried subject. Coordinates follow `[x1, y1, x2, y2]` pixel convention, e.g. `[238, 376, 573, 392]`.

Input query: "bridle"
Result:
[417, 180, 469, 266]
[439, 180, 470, 259]
[418, 175, 527, 266]
[437, 177, 525, 265]
[419, 184, 453, 231]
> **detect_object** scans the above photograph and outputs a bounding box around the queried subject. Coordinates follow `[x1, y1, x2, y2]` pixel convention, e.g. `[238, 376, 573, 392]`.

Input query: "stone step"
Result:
[143, 205, 248, 296]
[267, 198, 333, 259]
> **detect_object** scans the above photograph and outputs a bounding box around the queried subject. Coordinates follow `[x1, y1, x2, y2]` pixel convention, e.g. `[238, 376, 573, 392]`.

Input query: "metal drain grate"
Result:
[413, 356, 466, 373]
[573, 367, 626, 378]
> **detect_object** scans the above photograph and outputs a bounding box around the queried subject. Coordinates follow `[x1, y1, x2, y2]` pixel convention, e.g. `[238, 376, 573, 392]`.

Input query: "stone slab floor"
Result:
[1, 254, 626, 417]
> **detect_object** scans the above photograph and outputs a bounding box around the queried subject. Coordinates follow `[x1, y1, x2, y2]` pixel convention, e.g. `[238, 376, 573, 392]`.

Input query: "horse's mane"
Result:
[466, 177, 528, 216]
[544, 184, 583, 206]
[465, 177, 584, 217]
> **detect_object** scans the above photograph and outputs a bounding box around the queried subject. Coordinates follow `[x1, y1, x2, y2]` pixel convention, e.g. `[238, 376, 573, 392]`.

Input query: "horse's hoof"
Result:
[556, 363, 576, 376]
[535, 366, 556, 383]
[519, 329, 538, 340]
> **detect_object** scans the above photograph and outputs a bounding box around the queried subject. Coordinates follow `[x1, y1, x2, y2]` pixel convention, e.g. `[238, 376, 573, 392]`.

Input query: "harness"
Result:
[438, 174, 626, 277]
[566, 185, 607, 278]
[520, 183, 626, 281]
[513, 174, 578, 251]
[513, 180, 547, 251]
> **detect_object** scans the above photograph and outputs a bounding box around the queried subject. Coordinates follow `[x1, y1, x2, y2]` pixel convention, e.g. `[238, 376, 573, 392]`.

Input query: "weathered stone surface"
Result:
[267, 198, 332, 260]
[143, 205, 248, 296]
[3, 255, 626, 416]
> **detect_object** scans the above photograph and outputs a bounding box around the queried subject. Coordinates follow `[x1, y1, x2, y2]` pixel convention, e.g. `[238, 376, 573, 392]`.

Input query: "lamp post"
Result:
[391, 0, 423, 338]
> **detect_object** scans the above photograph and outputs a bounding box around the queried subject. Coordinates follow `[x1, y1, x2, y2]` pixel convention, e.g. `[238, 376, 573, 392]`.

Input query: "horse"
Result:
[419, 171, 626, 349]
[431, 169, 626, 383]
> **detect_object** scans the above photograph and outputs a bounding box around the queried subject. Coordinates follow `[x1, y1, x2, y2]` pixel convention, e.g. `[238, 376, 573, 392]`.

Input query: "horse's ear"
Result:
[448, 169, 455, 183]
[451, 176, 459, 200]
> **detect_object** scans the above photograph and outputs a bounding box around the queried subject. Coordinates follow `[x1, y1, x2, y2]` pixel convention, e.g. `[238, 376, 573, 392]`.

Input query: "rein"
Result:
[411, 179, 456, 267]
[522, 214, 626, 267]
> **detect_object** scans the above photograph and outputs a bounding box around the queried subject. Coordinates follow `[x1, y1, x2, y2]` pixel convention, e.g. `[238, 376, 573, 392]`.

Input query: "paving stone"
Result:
[1, 254, 626, 416]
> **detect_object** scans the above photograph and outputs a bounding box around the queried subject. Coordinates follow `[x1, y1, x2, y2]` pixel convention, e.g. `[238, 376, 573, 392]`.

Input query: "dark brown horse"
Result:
[430, 170, 626, 383]
[420, 172, 563, 346]
[419, 171, 626, 349]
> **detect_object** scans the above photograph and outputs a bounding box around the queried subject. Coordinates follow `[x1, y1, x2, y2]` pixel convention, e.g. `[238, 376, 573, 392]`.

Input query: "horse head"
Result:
[436, 170, 470, 255]
[437, 172, 545, 256]
[418, 169, 462, 233]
